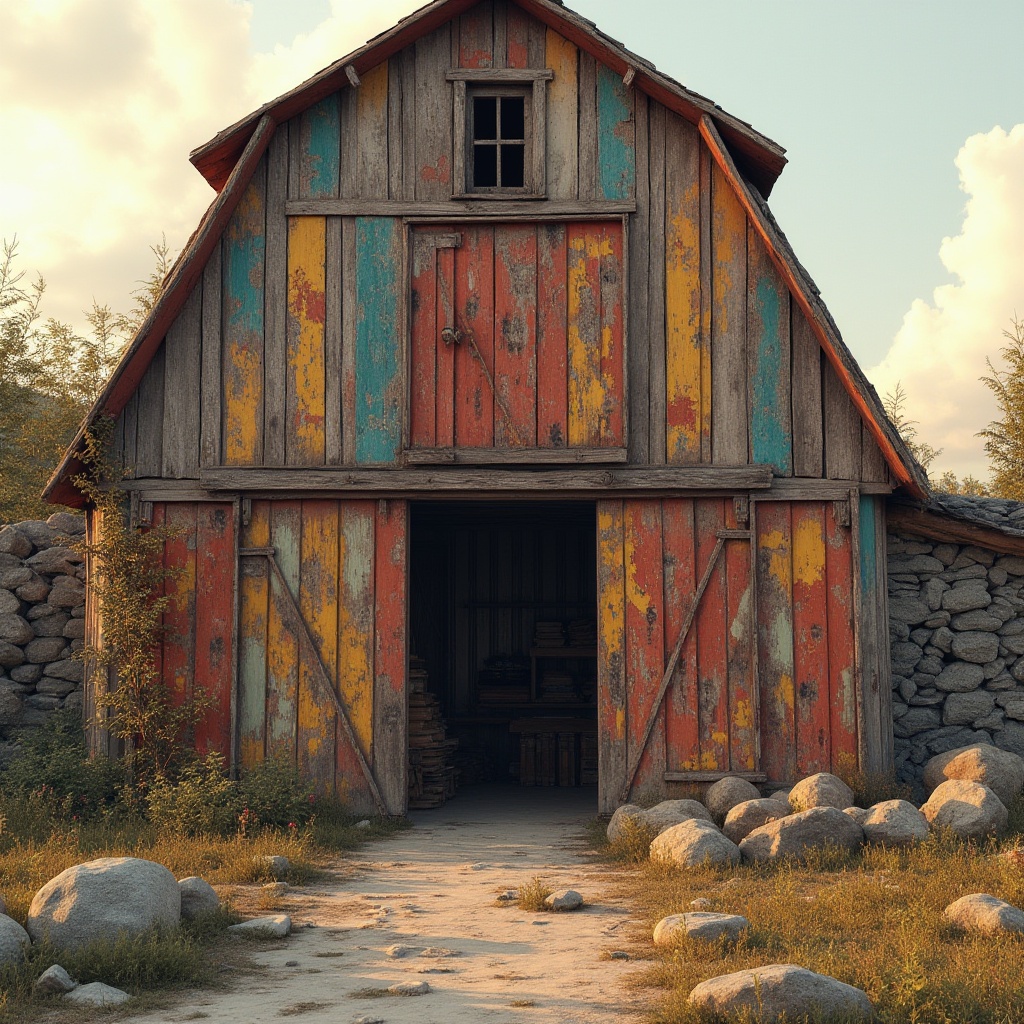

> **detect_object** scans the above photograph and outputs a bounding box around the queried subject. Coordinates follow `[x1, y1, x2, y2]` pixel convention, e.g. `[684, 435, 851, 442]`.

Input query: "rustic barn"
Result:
[45, 0, 928, 815]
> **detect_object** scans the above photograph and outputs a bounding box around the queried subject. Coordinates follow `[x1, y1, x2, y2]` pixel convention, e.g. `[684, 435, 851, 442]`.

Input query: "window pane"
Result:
[473, 96, 497, 140]
[501, 144, 525, 188]
[500, 96, 525, 140]
[475, 144, 498, 187]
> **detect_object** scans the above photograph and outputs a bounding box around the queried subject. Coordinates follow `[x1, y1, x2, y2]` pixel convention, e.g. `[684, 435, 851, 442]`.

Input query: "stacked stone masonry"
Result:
[889, 523, 1024, 792]
[0, 514, 86, 758]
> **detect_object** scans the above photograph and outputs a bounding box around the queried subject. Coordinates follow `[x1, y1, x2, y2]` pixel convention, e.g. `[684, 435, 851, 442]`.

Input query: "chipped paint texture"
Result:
[287, 217, 326, 464]
[596, 62, 634, 200]
[303, 95, 340, 197]
[751, 273, 792, 472]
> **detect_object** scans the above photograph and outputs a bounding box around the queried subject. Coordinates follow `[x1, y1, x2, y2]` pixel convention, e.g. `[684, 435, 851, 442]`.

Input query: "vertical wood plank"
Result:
[286, 216, 327, 465]
[875, 500, 893, 771]
[341, 218, 357, 464]
[537, 222, 568, 447]
[665, 114, 702, 465]
[756, 501, 796, 782]
[387, 55, 404, 200]
[492, 0, 508, 68]
[577, 49, 597, 201]
[325, 217, 343, 464]
[162, 502, 197, 717]
[162, 284, 202, 478]
[724, 501, 756, 771]
[792, 502, 830, 775]
[596, 61, 635, 200]
[748, 224, 793, 474]
[459, 0, 493, 67]
[663, 497, 700, 770]
[357, 63, 389, 200]
[339, 85, 358, 199]
[297, 500, 339, 792]
[302, 94, 341, 198]
[410, 231, 438, 447]
[861, 423, 889, 482]
[825, 500, 858, 768]
[859, 494, 884, 771]
[695, 498, 728, 771]
[264, 126, 289, 466]
[193, 504, 235, 756]
[239, 501, 270, 766]
[647, 103, 667, 463]
[624, 499, 666, 796]
[354, 217, 402, 464]
[337, 500, 376, 807]
[454, 225, 496, 447]
[567, 223, 601, 446]
[710, 161, 747, 465]
[597, 500, 627, 813]
[493, 223, 538, 446]
[824, 360, 863, 479]
[267, 502, 301, 760]
[135, 346, 165, 477]
[545, 28, 578, 200]
[121, 393, 138, 472]
[600, 221, 625, 446]
[415, 24, 453, 200]
[627, 89, 650, 464]
[374, 499, 408, 814]
[223, 159, 266, 465]
[791, 302, 823, 477]
[399, 48, 417, 201]
[699, 140, 713, 463]
[436, 243, 456, 448]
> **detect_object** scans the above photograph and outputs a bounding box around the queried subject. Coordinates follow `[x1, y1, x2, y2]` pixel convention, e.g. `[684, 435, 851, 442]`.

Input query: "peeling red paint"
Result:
[420, 155, 451, 185]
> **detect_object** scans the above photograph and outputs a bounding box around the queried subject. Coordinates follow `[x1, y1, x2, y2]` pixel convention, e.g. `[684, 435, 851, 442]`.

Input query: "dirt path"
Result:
[127, 786, 648, 1024]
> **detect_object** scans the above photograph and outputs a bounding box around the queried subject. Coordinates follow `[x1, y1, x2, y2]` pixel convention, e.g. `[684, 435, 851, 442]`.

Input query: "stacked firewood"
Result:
[407, 658, 458, 809]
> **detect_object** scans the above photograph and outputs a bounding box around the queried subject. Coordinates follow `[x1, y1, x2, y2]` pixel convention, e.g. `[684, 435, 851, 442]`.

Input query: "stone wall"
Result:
[889, 531, 1024, 792]
[0, 513, 87, 760]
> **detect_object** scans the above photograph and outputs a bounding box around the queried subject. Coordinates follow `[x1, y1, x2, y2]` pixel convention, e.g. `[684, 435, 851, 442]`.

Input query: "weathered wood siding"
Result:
[238, 498, 407, 813]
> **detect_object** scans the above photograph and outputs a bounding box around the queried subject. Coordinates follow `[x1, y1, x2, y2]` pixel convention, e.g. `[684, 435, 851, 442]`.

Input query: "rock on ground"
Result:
[653, 912, 749, 945]
[920, 779, 1008, 839]
[228, 914, 292, 938]
[788, 772, 855, 812]
[389, 981, 430, 995]
[861, 800, 930, 847]
[650, 819, 741, 868]
[704, 777, 761, 822]
[687, 964, 873, 1022]
[606, 803, 644, 843]
[255, 855, 290, 879]
[27, 857, 181, 952]
[923, 744, 1024, 808]
[843, 806, 870, 825]
[642, 799, 714, 835]
[64, 982, 131, 1006]
[739, 807, 864, 864]
[178, 876, 220, 920]
[723, 798, 786, 844]
[33, 964, 77, 995]
[944, 893, 1024, 935]
[544, 889, 583, 911]
[0, 914, 29, 965]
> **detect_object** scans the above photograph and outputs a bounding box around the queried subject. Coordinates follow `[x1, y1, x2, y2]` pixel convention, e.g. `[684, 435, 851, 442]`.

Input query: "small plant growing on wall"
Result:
[74, 421, 210, 788]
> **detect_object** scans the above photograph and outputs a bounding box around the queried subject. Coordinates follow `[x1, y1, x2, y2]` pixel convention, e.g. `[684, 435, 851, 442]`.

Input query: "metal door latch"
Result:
[441, 326, 462, 346]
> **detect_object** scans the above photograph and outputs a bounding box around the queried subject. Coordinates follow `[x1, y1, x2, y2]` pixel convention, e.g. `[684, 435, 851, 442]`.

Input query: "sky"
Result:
[3, 0, 1024, 481]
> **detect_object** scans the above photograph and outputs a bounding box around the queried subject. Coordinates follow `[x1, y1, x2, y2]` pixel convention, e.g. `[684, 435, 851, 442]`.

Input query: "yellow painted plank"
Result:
[239, 502, 270, 767]
[287, 217, 326, 464]
[545, 28, 578, 199]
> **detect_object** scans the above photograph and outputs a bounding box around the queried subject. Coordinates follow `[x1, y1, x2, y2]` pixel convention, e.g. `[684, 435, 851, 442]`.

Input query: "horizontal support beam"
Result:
[888, 504, 1024, 557]
[764, 478, 893, 499]
[446, 68, 553, 81]
[664, 771, 768, 784]
[404, 446, 628, 466]
[285, 200, 636, 219]
[200, 465, 775, 495]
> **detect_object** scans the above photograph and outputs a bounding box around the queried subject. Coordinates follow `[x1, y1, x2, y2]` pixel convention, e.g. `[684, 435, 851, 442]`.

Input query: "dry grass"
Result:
[617, 815, 1024, 1024]
[516, 876, 553, 912]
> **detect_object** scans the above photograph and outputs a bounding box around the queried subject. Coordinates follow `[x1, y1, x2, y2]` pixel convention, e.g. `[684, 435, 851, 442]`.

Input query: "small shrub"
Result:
[516, 876, 553, 912]
[237, 756, 315, 830]
[147, 754, 240, 838]
[834, 752, 912, 808]
[607, 816, 659, 864]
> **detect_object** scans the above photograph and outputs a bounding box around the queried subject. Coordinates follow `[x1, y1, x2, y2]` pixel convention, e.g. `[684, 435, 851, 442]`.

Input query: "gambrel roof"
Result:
[44, 0, 928, 505]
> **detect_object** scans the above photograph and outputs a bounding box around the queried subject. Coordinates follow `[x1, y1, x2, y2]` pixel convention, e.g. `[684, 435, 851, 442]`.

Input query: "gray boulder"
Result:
[653, 912, 749, 945]
[0, 591, 20, 617]
[935, 662, 986, 692]
[788, 772, 854, 811]
[544, 889, 583, 911]
[64, 982, 130, 1006]
[0, 615, 33, 646]
[34, 964, 77, 995]
[704, 777, 761, 822]
[606, 803, 644, 843]
[0, 915, 29, 965]
[951, 631, 1001, 664]
[722, 798, 786, 844]
[942, 585, 992, 613]
[923, 744, 1024, 808]
[650, 819, 741, 868]
[0, 527, 32, 559]
[25, 546, 80, 576]
[178, 876, 220, 920]
[228, 914, 291, 937]
[739, 807, 864, 864]
[47, 512, 85, 536]
[254, 855, 290, 880]
[642, 799, 714, 835]
[861, 800, 929, 847]
[27, 857, 181, 951]
[921, 779, 1008, 838]
[687, 964, 872, 1021]
[944, 893, 1024, 935]
[843, 806, 870, 825]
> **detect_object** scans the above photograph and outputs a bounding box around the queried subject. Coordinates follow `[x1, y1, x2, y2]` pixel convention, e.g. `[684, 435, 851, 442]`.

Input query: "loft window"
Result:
[448, 68, 553, 199]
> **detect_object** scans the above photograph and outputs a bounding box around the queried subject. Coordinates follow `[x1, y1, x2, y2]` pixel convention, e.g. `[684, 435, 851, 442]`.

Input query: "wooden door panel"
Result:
[410, 221, 625, 457]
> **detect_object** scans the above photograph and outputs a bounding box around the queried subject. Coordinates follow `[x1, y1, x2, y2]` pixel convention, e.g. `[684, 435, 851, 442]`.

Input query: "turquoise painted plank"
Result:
[597, 62, 635, 200]
[225, 188, 265, 338]
[304, 95, 341, 198]
[859, 495, 877, 590]
[268, 504, 302, 753]
[751, 274, 792, 473]
[355, 217, 402, 464]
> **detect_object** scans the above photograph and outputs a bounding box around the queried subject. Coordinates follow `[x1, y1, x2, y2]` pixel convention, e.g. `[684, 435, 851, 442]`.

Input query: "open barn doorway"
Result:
[408, 502, 599, 810]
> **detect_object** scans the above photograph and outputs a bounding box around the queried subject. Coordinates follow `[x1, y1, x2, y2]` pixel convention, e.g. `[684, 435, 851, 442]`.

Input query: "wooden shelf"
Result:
[530, 647, 596, 658]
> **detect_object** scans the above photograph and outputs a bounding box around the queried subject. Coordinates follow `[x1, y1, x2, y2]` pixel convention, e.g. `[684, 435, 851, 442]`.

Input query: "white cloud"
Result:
[869, 124, 1024, 481]
[0, 0, 418, 337]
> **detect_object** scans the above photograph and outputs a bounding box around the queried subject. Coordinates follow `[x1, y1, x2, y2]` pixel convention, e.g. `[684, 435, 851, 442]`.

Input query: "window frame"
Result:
[448, 68, 553, 200]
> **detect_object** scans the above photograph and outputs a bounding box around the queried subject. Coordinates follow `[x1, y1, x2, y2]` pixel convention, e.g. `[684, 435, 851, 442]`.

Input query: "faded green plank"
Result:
[597, 62, 634, 200]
